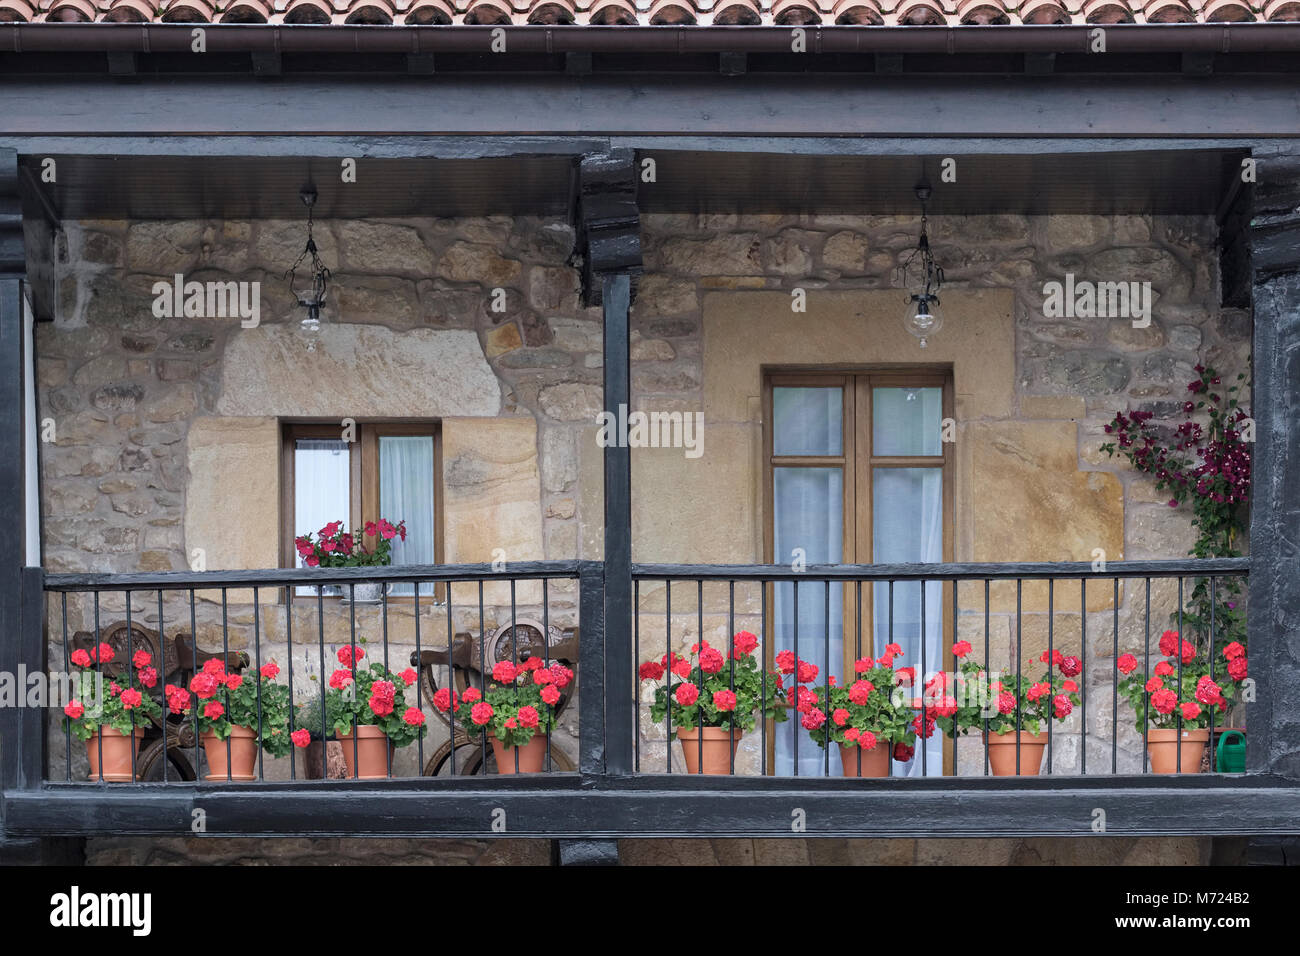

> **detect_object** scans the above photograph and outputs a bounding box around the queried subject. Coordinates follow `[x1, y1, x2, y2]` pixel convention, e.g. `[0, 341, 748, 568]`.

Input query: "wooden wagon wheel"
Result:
[134, 736, 198, 782]
[421, 733, 577, 776]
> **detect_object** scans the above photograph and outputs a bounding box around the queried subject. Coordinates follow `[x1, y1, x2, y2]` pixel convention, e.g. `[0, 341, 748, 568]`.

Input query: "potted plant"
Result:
[639, 631, 787, 775]
[1116, 630, 1249, 773]
[173, 658, 303, 781]
[324, 643, 426, 779]
[434, 656, 575, 773]
[783, 642, 918, 777]
[63, 643, 164, 782]
[930, 642, 1082, 776]
[292, 689, 348, 779]
[294, 518, 408, 602]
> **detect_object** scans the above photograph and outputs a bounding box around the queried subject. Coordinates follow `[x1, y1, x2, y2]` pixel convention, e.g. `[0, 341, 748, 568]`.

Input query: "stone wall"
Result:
[36, 211, 1248, 859]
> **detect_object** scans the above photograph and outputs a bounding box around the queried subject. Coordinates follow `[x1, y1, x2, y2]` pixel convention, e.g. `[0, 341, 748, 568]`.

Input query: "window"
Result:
[281, 423, 444, 599]
[763, 371, 953, 776]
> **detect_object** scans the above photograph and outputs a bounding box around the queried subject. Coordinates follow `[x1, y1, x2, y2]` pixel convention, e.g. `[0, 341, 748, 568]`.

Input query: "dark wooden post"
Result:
[576, 149, 641, 780]
[0, 149, 69, 863]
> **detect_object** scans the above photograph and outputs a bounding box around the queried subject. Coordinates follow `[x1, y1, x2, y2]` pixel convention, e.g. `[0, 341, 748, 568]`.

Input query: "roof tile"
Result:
[1, 0, 1294, 25]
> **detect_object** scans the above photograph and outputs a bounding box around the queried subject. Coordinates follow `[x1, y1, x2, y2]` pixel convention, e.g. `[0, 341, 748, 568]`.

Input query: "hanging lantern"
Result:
[286, 184, 330, 350]
[898, 184, 945, 349]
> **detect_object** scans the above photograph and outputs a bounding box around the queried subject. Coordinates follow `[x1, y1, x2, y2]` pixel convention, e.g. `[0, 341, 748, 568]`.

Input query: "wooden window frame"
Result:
[281, 421, 444, 603]
[762, 367, 955, 773]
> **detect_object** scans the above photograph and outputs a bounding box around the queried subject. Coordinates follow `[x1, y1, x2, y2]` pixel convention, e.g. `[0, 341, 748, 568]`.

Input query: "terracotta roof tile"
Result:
[1, 0, 1297, 24]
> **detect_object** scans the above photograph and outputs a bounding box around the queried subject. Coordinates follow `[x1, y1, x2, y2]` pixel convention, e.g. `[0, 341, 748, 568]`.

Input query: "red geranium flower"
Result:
[95, 643, 115, 664]
[733, 631, 759, 657]
[1158, 630, 1180, 657]
[190, 672, 220, 699]
[953, 640, 972, 658]
[1154, 661, 1175, 677]
[675, 683, 699, 707]
[893, 742, 914, 762]
[832, 707, 849, 727]
[492, 660, 517, 684]
[1227, 657, 1248, 681]
[203, 701, 225, 720]
[671, 658, 691, 679]
[327, 669, 353, 690]
[260, 662, 280, 680]
[800, 708, 826, 730]
[403, 707, 425, 727]
[64, 700, 84, 719]
[132, 649, 151, 669]
[639, 661, 664, 681]
[699, 647, 725, 675]
[1060, 656, 1082, 678]
[1223, 642, 1245, 661]
[775, 649, 796, 675]
[854, 657, 873, 673]
[848, 680, 873, 706]
[70, 649, 92, 668]
[470, 702, 494, 726]
[1145, 677, 1164, 693]
[997, 691, 1016, 715]
[432, 687, 459, 713]
[533, 668, 555, 686]
[202, 658, 226, 676]
[518, 705, 540, 728]
[895, 667, 915, 685]
[224, 673, 243, 691]
[138, 666, 158, 688]
[461, 687, 482, 704]
[1053, 695, 1072, 719]
[541, 685, 561, 706]
[1117, 653, 1138, 675]
[337, 645, 365, 667]
[291, 729, 311, 747]
[1180, 701, 1201, 720]
[1150, 688, 1178, 715]
[844, 727, 860, 742]
[860, 730, 878, 751]
[551, 665, 574, 689]
[713, 689, 738, 712]
[400, 668, 417, 686]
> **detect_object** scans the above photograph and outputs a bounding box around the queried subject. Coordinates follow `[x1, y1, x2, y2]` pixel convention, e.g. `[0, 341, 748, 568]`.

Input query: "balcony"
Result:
[6, 554, 1296, 842]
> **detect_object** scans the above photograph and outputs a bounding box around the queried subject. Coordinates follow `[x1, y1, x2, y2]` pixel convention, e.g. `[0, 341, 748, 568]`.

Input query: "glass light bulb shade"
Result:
[903, 296, 943, 347]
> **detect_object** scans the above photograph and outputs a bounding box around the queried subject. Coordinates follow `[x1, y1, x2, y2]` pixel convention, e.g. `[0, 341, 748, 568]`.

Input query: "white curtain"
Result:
[773, 467, 844, 777]
[379, 436, 436, 597]
[294, 439, 350, 594]
[872, 466, 944, 777]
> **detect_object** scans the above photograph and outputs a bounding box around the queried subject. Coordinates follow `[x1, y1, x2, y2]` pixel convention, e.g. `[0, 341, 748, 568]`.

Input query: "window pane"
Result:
[379, 435, 436, 598]
[872, 387, 942, 457]
[872, 466, 943, 777]
[773, 466, 843, 776]
[294, 439, 350, 551]
[294, 439, 350, 595]
[773, 387, 842, 456]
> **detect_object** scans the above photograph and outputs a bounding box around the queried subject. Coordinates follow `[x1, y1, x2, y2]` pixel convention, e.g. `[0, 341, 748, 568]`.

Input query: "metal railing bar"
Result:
[631, 558, 1249, 583]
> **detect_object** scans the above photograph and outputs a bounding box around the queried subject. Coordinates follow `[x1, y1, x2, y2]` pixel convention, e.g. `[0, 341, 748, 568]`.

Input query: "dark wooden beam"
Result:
[601, 273, 633, 776]
[8, 777, 1300, 838]
[5, 75, 1300, 139]
[1247, 148, 1300, 781]
[0, 149, 26, 820]
[574, 148, 640, 307]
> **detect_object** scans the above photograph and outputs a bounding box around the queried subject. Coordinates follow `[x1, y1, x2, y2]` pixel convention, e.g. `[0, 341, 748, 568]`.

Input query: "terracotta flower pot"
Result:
[1147, 727, 1209, 774]
[86, 727, 145, 782]
[986, 730, 1047, 776]
[337, 725, 394, 779]
[490, 733, 548, 774]
[201, 725, 258, 781]
[676, 726, 740, 775]
[838, 741, 890, 778]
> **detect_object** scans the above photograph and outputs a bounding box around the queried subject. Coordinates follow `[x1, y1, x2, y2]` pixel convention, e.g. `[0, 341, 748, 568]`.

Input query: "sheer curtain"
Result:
[294, 439, 350, 595]
[379, 436, 436, 597]
[872, 385, 944, 776]
[773, 468, 844, 776]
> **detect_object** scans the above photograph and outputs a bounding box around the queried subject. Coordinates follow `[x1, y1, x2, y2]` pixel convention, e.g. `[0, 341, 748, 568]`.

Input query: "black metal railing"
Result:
[630, 558, 1251, 779]
[41, 562, 584, 784]
[26, 556, 1256, 787]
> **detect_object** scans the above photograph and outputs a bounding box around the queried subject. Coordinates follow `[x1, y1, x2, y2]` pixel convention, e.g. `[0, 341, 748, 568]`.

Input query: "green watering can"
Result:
[1215, 730, 1246, 774]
